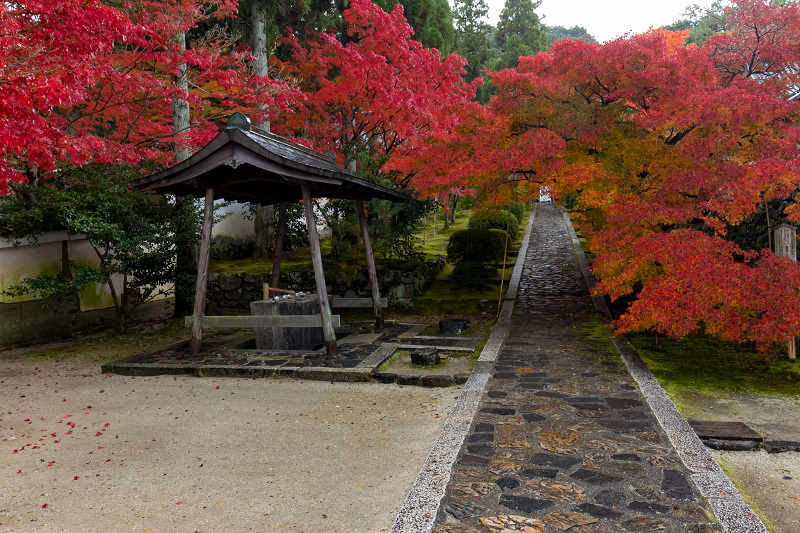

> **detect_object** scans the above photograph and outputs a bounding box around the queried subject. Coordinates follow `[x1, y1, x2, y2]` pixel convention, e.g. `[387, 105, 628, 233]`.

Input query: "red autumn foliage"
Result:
[270, 0, 475, 172]
[0, 0, 295, 194]
[393, 1, 800, 345]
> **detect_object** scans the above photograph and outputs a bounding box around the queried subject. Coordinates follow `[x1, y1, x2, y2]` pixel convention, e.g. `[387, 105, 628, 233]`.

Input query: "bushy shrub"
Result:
[452, 261, 495, 289]
[446, 229, 507, 263]
[468, 208, 519, 240]
[508, 202, 525, 223]
[459, 195, 477, 211]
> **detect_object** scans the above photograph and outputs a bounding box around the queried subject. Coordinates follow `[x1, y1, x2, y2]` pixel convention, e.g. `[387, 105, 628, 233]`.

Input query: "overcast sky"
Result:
[482, 0, 718, 43]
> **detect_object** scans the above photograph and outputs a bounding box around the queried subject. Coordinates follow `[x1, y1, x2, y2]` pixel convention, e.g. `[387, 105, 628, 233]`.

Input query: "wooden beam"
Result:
[189, 187, 215, 355]
[330, 297, 388, 308]
[185, 314, 340, 329]
[356, 200, 384, 328]
[301, 183, 338, 355]
[271, 201, 287, 289]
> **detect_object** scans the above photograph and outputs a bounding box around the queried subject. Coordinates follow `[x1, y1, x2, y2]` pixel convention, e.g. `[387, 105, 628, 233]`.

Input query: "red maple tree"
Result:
[0, 0, 294, 195]
[270, 0, 476, 174]
[393, 1, 800, 345]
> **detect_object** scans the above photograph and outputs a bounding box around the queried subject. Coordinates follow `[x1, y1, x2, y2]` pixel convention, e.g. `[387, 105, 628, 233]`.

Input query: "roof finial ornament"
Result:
[226, 112, 251, 131]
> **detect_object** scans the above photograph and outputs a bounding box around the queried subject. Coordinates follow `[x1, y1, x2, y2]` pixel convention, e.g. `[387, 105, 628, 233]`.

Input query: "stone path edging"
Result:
[563, 211, 769, 533]
[505, 203, 538, 301]
[390, 207, 538, 533]
[562, 210, 613, 320]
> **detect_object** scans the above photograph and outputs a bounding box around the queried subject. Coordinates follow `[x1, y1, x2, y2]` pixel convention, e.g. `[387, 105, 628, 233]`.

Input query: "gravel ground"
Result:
[673, 390, 800, 533]
[0, 358, 458, 533]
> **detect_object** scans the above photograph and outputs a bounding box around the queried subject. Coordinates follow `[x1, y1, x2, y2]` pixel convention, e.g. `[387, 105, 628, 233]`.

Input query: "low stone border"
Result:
[390, 207, 537, 533]
[563, 210, 768, 533]
[612, 338, 769, 533]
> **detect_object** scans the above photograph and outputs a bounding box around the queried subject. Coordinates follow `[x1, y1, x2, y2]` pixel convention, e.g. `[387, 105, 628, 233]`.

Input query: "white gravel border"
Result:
[390, 206, 537, 533]
[563, 211, 769, 533]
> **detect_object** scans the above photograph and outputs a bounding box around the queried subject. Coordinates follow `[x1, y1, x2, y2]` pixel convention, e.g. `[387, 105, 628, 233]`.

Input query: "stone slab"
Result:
[689, 420, 763, 442]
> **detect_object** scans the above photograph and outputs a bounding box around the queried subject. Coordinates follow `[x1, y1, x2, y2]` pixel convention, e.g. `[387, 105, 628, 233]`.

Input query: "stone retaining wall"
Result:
[206, 256, 445, 315]
[0, 298, 172, 349]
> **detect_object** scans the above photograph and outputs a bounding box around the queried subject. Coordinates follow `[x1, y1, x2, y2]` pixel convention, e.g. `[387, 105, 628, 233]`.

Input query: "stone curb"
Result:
[390, 207, 538, 533]
[103, 361, 374, 382]
[505, 203, 538, 300]
[562, 210, 768, 533]
[612, 338, 769, 533]
[562, 209, 612, 320]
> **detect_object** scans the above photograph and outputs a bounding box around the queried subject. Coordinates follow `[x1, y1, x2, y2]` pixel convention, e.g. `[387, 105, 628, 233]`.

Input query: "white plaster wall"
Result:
[0, 232, 168, 311]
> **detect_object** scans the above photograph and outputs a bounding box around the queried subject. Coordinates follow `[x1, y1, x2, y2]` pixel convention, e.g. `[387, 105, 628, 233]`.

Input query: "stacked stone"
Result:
[205, 256, 446, 314]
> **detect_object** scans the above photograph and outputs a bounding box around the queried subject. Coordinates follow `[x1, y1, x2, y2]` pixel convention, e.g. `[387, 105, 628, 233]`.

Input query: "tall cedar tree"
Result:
[452, 0, 495, 81]
[495, 0, 547, 69]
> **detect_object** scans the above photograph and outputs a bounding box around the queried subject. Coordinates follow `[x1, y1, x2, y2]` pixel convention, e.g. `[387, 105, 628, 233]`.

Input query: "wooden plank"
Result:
[185, 314, 340, 329]
[688, 420, 763, 441]
[356, 199, 384, 328]
[330, 297, 388, 308]
[301, 183, 338, 355]
[189, 187, 215, 355]
[271, 201, 287, 289]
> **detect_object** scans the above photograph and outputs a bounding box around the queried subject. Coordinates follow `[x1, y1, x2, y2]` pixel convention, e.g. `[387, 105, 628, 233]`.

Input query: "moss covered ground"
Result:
[627, 332, 800, 398]
[211, 204, 532, 316]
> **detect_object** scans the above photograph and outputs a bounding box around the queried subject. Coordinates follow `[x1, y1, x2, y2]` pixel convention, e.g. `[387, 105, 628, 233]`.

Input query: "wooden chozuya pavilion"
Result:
[131, 113, 407, 356]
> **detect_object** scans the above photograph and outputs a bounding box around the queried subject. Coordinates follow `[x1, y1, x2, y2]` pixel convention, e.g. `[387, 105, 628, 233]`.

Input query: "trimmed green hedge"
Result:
[468, 208, 519, 240]
[446, 229, 507, 263]
[452, 261, 495, 289]
[508, 202, 525, 223]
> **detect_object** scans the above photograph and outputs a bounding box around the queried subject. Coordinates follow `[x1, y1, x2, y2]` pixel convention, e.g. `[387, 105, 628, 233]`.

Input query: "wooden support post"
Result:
[790, 338, 797, 360]
[271, 201, 287, 289]
[301, 184, 338, 355]
[189, 187, 214, 355]
[356, 200, 384, 328]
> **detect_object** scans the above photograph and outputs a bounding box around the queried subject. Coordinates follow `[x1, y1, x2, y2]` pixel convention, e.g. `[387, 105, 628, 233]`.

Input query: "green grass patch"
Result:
[210, 246, 423, 279]
[627, 332, 800, 397]
[404, 205, 530, 315]
[210, 204, 532, 317]
[8, 319, 189, 365]
[586, 315, 625, 363]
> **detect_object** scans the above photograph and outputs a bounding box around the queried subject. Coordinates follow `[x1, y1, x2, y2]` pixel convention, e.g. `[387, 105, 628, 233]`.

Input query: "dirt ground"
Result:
[672, 390, 800, 533]
[0, 356, 458, 533]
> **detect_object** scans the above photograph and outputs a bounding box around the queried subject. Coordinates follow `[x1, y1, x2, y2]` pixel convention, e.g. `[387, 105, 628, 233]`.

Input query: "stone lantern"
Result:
[773, 223, 797, 359]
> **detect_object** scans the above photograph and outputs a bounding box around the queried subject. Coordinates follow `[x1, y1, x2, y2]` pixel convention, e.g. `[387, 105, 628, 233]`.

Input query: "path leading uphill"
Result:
[397, 203, 733, 533]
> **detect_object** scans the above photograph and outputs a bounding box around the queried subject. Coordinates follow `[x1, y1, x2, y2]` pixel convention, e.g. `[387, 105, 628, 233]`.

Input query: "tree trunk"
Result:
[171, 31, 194, 318]
[451, 196, 458, 222]
[252, 204, 275, 261]
[249, 0, 275, 262]
[172, 32, 191, 161]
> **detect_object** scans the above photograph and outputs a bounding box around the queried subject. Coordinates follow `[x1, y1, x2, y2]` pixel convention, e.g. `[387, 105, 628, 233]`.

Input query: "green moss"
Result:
[15, 319, 188, 365]
[627, 332, 800, 397]
[210, 204, 531, 318]
[1, 260, 62, 303]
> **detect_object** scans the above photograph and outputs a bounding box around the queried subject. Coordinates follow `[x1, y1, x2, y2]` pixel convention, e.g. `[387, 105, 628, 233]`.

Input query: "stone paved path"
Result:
[433, 204, 718, 533]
